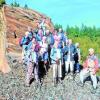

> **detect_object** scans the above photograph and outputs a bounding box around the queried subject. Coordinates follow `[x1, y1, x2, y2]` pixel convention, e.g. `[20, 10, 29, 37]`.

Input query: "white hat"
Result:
[25, 31, 29, 36]
[89, 48, 94, 53]
[75, 43, 79, 47]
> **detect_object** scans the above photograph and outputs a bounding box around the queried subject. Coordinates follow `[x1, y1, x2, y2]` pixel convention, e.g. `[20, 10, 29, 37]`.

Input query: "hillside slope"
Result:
[2, 5, 54, 53]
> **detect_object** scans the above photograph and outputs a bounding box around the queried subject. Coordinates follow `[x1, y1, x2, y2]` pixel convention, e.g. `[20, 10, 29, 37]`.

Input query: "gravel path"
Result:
[0, 55, 100, 100]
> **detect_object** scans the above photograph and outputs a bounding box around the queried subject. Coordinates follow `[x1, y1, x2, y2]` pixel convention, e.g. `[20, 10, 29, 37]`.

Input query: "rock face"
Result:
[2, 5, 54, 53]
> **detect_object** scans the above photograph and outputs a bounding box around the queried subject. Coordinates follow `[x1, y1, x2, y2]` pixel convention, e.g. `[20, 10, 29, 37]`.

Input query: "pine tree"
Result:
[10, 1, 20, 7]
[24, 4, 28, 9]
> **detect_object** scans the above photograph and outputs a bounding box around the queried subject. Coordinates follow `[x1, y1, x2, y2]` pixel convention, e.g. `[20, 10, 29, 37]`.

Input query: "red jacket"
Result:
[83, 55, 99, 74]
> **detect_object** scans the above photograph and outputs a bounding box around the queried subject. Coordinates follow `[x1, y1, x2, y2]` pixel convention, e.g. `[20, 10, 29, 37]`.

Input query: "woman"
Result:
[25, 40, 39, 86]
[50, 41, 62, 86]
[79, 48, 99, 92]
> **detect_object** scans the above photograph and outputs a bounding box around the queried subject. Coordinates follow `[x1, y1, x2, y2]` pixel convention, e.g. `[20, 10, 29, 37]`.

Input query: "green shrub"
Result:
[0, 0, 5, 7]
[68, 36, 100, 61]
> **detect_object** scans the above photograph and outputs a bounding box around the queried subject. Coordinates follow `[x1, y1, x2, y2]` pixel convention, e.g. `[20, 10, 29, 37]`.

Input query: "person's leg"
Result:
[58, 61, 62, 82]
[26, 62, 33, 86]
[53, 64, 57, 85]
[76, 62, 80, 72]
[44, 61, 47, 75]
[70, 61, 74, 73]
[48, 45, 51, 65]
[34, 63, 39, 82]
[53, 64, 57, 78]
[22, 48, 24, 61]
[65, 61, 69, 73]
[80, 69, 89, 84]
[90, 73, 97, 89]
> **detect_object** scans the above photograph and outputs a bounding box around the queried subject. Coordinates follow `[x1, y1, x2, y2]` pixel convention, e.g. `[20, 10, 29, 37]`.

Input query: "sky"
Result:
[6, 0, 100, 29]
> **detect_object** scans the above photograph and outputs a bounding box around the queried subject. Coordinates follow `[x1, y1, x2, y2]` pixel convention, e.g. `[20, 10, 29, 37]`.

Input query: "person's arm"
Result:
[51, 35, 54, 45]
[50, 48, 56, 61]
[73, 45, 77, 55]
[63, 47, 68, 56]
[44, 52, 48, 64]
[83, 59, 88, 69]
[44, 52, 48, 61]
[93, 58, 99, 74]
[78, 49, 81, 62]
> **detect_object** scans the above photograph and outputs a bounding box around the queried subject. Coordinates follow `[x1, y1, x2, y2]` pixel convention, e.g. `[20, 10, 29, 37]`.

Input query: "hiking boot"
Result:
[91, 87, 97, 94]
[35, 80, 41, 89]
[66, 75, 69, 80]
[70, 73, 75, 80]
[65, 72, 68, 76]
[53, 78, 57, 87]
[25, 83, 30, 87]
[75, 70, 80, 73]
[58, 78, 62, 84]
[77, 81, 84, 87]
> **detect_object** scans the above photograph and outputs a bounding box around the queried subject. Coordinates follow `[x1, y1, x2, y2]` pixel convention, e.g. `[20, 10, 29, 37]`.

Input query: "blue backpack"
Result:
[19, 36, 30, 47]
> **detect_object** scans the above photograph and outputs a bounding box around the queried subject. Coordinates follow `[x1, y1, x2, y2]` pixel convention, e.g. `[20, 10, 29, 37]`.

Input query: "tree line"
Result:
[0, 0, 28, 9]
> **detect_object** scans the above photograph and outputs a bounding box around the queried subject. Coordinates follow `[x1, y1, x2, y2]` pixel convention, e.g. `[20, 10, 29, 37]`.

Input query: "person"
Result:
[50, 41, 62, 86]
[25, 41, 39, 87]
[21, 32, 31, 65]
[63, 39, 76, 78]
[39, 36, 49, 75]
[53, 29, 59, 41]
[45, 30, 54, 64]
[27, 27, 34, 40]
[39, 18, 46, 36]
[36, 28, 43, 45]
[58, 28, 67, 48]
[79, 48, 99, 93]
[74, 43, 81, 73]
[46, 30, 54, 47]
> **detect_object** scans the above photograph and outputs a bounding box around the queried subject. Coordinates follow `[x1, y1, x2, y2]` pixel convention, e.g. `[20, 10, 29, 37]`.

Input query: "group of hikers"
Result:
[19, 19, 99, 93]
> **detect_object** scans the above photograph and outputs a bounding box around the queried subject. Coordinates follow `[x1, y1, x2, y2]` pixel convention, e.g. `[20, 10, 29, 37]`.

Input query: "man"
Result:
[25, 41, 39, 87]
[36, 28, 43, 45]
[39, 36, 48, 75]
[58, 28, 67, 48]
[27, 27, 34, 40]
[79, 48, 99, 93]
[45, 30, 54, 64]
[74, 43, 81, 73]
[50, 40, 62, 86]
[39, 18, 46, 36]
[46, 30, 54, 47]
[21, 32, 31, 65]
[63, 39, 76, 77]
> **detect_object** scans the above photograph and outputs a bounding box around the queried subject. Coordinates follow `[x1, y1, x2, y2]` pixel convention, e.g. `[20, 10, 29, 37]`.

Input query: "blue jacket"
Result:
[63, 44, 76, 61]
[22, 36, 30, 50]
[28, 49, 38, 63]
[28, 31, 33, 40]
[46, 34, 54, 46]
[50, 47, 62, 64]
[58, 32, 67, 46]
[36, 34, 42, 42]
[38, 52, 48, 62]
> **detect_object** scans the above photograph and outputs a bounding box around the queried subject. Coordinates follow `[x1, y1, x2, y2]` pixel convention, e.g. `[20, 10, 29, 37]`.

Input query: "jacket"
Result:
[50, 47, 61, 64]
[63, 44, 76, 61]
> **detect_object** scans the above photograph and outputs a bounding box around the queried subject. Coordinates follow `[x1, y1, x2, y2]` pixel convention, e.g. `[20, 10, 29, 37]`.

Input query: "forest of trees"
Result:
[11, 1, 20, 7]
[55, 24, 100, 61]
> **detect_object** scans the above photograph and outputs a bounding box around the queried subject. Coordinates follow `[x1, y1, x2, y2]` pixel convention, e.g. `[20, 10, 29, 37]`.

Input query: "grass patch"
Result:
[97, 69, 100, 76]
[68, 36, 100, 61]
